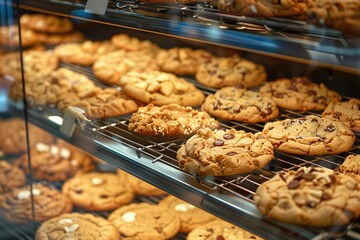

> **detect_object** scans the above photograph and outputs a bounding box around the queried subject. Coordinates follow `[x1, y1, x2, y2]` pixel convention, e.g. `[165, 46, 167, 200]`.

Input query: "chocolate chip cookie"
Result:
[159, 195, 217, 233]
[62, 172, 135, 211]
[0, 184, 72, 223]
[187, 219, 264, 240]
[16, 139, 95, 182]
[339, 154, 360, 183]
[254, 166, 360, 227]
[111, 33, 159, 55]
[93, 50, 159, 85]
[196, 55, 267, 89]
[117, 170, 167, 196]
[262, 115, 356, 155]
[201, 86, 279, 123]
[121, 71, 205, 107]
[35, 212, 120, 240]
[322, 98, 360, 132]
[259, 77, 341, 111]
[57, 88, 140, 119]
[20, 13, 74, 33]
[0, 160, 26, 194]
[128, 103, 218, 136]
[54, 40, 117, 66]
[156, 47, 213, 76]
[108, 202, 181, 240]
[177, 128, 274, 176]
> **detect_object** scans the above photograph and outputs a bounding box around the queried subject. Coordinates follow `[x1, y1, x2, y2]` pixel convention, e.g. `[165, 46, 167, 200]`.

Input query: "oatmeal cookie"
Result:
[177, 128, 274, 176]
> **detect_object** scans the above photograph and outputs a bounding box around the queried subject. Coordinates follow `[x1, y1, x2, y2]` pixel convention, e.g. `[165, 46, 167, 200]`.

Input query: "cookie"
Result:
[0, 25, 38, 47]
[37, 30, 85, 45]
[117, 169, 167, 196]
[121, 71, 205, 107]
[57, 88, 140, 119]
[54, 40, 117, 66]
[20, 13, 74, 33]
[187, 219, 264, 240]
[322, 98, 360, 132]
[196, 55, 267, 89]
[159, 195, 217, 233]
[35, 212, 120, 240]
[62, 172, 135, 211]
[93, 50, 159, 85]
[305, 0, 360, 35]
[177, 128, 274, 176]
[108, 202, 181, 240]
[0, 183, 72, 223]
[218, 0, 307, 17]
[139, 0, 215, 3]
[0, 160, 26, 194]
[0, 118, 55, 154]
[201, 86, 279, 123]
[254, 166, 360, 227]
[262, 115, 356, 155]
[16, 140, 95, 182]
[339, 154, 360, 182]
[128, 103, 218, 136]
[156, 47, 213, 75]
[111, 33, 159, 55]
[259, 77, 341, 111]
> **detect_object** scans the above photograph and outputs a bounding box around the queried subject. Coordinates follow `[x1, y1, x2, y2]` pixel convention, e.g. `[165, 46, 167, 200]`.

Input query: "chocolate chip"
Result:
[279, 172, 286, 182]
[287, 180, 300, 189]
[322, 192, 332, 201]
[274, 93, 284, 98]
[155, 226, 163, 233]
[100, 195, 108, 198]
[288, 83, 298, 91]
[307, 90, 316, 96]
[286, 120, 295, 126]
[234, 83, 245, 89]
[216, 236, 225, 240]
[311, 118, 318, 122]
[324, 124, 336, 132]
[294, 170, 304, 180]
[329, 175, 336, 184]
[227, 151, 237, 156]
[75, 189, 83, 194]
[223, 133, 235, 140]
[296, 136, 303, 139]
[268, 126, 274, 130]
[306, 201, 317, 208]
[214, 139, 224, 146]
[315, 133, 325, 140]
[302, 173, 316, 181]
[298, 118, 305, 124]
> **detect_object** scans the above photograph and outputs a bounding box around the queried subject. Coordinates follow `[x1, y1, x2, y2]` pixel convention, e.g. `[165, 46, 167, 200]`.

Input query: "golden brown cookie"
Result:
[339, 154, 360, 182]
[111, 33, 159, 55]
[54, 40, 117, 66]
[196, 55, 267, 89]
[0, 184, 72, 223]
[128, 103, 218, 136]
[57, 88, 140, 119]
[121, 71, 205, 107]
[322, 98, 360, 132]
[201, 86, 279, 123]
[62, 172, 135, 211]
[0, 160, 26, 194]
[177, 128, 274, 176]
[254, 166, 360, 227]
[0, 118, 55, 154]
[262, 115, 356, 155]
[35, 213, 120, 240]
[259, 77, 341, 111]
[117, 169, 167, 196]
[159, 195, 217, 233]
[187, 219, 264, 240]
[93, 50, 159, 85]
[108, 202, 181, 240]
[156, 47, 213, 75]
[20, 13, 74, 33]
[16, 140, 95, 182]
[37, 30, 85, 45]
[0, 25, 38, 47]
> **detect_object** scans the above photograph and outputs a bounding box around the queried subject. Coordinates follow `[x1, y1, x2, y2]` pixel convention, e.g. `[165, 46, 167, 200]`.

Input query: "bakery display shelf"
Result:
[18, 0, 360, 75]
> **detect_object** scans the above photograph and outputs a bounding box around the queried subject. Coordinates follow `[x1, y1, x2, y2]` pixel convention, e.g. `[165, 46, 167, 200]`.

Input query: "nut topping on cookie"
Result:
[214, 139, 225, 146]
[64, 223, 79, 233]
[36, 142, 50, 152]
[122, 212, 137, 222]
[17, 188, 41, 200]
[91, 177, 104, 185]
[60, 148, 71, 159]
[174, 203, 195, 212]
[59, 218, 74, 224]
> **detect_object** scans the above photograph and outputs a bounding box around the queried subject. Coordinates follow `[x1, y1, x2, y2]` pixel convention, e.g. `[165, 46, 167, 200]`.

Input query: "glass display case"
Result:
[0, 0, 359, 239]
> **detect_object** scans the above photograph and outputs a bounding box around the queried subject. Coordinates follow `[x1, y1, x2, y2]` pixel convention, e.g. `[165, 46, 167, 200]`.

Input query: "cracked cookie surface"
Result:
[0, 161, 26, 194]
[177, 128, 274, 176]
[62, 172, 135, 211]
[196, 55, 267, 89]
[35, 212, 120, 240]
[322, 98, 360, 132]
[339, 154, 360, 183]
[108, 202, 180, 240]
[259, 77, 341, 111]
[128, 103, 218, 136]
[254, 166, 360, 227]
[262, 115, 355, 155]
[201, 86, 279, 123]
